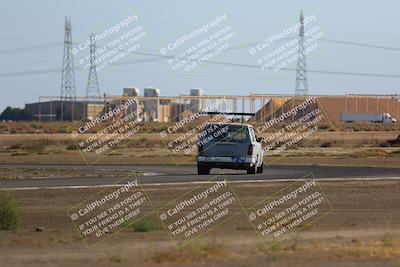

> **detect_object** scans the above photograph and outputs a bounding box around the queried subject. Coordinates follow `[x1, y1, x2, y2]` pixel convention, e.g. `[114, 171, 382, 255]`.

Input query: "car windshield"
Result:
[202, 124, 249, 143]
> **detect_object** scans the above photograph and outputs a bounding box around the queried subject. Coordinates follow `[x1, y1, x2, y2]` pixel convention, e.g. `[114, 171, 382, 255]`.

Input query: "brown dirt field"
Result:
[1, 133, 400, 167]
[1, 121, 399, 134]
[1, 180, 400, 267]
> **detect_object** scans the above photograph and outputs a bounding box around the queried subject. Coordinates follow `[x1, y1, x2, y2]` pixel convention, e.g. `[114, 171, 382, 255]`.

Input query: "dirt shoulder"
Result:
[1, 180, 399, 267]
[0, 168, 142, 180]
[1, 133, 399, 167]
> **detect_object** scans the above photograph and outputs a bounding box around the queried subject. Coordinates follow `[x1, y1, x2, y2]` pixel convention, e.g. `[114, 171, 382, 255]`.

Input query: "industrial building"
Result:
[25, 87, 202, 122]
[25, 100, 105, 121]
[190, 88, 203, 113]
[26, 90, 399, 124]
[143, 87, 160, 122]
[255, 95, 400, 123]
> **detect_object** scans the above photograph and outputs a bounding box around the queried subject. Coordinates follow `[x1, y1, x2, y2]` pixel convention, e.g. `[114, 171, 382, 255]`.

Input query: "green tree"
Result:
[0, 106, 33, 121]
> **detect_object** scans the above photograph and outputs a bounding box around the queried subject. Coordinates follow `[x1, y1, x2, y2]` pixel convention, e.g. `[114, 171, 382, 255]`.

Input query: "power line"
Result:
[2, 33, 400, 79]
[0, 68, 60, 77]
[126, 50, 400, 78]
[2, 35, 400, 57]
[2, 50, 400, 79]
[224, 37, 400, 52]
[110, 68, 400, 82]
[0, 42, 62, 54]
[319, 38, 400, 52]
[0, 57, 163, 77]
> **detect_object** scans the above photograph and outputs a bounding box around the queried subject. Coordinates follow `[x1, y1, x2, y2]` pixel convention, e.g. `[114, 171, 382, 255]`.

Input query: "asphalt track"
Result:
[0, 164, 399, 189]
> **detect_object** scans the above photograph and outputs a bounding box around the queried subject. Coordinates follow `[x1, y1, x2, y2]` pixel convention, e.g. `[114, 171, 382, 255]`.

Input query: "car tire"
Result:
[247, 165, 257, 174]
[257, 162, 264, 173]
[197, 164, 210, 175]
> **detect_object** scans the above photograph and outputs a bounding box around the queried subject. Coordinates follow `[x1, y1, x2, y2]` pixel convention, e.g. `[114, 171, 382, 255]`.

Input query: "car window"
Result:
[202, 124, 249, 143]
[225, 126, 249, 142]
[249, 127, 256, 142]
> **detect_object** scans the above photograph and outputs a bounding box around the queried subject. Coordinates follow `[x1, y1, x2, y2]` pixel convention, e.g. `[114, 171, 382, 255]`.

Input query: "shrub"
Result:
[25, 143, 46, 153]
[389, 150, 400, 156]
[152, 240, 226, 263]
[0, 192, 21, 230]
[320, 141, 333, 148]
[110, 255, 122, 263]
[66, 143, 78, 150]
[8, 143, 21, 149]
[124, 217, 161, 232]
[350, 149, 388, 157]
[382, 234, 393, 247]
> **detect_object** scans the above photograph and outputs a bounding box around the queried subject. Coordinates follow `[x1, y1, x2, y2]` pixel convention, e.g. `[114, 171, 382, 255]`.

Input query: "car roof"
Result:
[207, 122, 253, 127]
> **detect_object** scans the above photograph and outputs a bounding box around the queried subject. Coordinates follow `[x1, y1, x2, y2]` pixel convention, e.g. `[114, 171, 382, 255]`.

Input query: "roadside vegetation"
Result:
[123, 216, 162, 232]
[0, 192, 21, 231]
[151, 240, 226, 263]
[1, 121, 400, 134]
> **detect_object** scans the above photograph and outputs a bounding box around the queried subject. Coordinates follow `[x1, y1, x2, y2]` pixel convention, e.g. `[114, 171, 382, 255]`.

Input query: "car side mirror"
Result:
[256, 137, 263, 143]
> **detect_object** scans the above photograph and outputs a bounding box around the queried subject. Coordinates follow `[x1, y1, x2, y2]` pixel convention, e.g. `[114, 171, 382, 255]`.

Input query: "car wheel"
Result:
[247, 165, 257, 174]
[197, 164, 210, 175]
[257, 162, 264, 173]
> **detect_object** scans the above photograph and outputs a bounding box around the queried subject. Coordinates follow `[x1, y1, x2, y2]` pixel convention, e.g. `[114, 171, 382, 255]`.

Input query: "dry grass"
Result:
[0, 121, 206, 135]
[251, 234, 400, 261]
[349, 149, 389, 157]
[1, 121, 400, 134]
[151, 240, 226, 263]
[0, 130, 400, 167]
[304, 239, 400, 260]
[122, 216, 162, 232]
[1, 180, 400, 266]
[0, 131, 399, 152]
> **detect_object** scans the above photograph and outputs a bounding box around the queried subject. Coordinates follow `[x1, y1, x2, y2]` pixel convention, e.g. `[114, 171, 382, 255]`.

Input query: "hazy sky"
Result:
[0, 0, 399, 111]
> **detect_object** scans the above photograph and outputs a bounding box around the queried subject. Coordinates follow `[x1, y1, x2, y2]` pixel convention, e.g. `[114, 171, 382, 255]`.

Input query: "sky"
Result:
[0, 0, 399, 111]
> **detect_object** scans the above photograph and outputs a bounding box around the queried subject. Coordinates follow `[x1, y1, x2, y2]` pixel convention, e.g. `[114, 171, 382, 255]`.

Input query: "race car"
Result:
[197, 122, 264, 175]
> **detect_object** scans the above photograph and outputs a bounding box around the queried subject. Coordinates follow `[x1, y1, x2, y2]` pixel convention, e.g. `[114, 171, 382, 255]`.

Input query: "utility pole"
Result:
[295, 10, 309, 97]
[60, 16, 76, 121]
[85, 33, 101, 100]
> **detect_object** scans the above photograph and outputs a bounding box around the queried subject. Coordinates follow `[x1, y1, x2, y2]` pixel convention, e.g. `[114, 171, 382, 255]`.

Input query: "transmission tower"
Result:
[295, 10, 309, 96]
[86, 33, 101, 99]
[60, 16, 76, 120]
